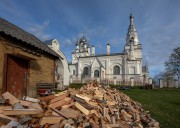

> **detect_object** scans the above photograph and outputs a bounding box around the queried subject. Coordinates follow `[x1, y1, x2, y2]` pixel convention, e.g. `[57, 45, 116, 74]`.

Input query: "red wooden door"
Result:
[6, 55, 28, 98]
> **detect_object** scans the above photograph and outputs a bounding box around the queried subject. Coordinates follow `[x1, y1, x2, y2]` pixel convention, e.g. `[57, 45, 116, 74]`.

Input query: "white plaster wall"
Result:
[48, 39, 70, 86]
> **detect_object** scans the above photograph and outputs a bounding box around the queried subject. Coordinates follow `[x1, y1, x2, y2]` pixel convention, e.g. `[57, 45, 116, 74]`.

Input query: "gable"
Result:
[91, 57, 104, 68]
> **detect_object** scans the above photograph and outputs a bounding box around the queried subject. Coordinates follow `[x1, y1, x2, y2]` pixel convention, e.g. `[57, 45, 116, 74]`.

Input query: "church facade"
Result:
[69, 14, 148, 85]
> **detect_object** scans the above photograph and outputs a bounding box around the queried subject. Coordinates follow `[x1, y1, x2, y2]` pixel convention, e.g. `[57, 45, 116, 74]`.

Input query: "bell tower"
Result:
[124, 13, 142, 60]
[72, 35, 90, 64]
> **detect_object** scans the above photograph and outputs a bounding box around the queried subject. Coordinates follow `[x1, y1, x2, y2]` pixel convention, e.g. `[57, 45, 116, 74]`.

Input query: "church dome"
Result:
[80, 36, 87, 42]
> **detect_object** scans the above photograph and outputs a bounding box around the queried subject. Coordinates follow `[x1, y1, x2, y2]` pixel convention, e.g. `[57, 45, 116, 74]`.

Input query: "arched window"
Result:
[129, 67, 135, 74]
[94, 70, 100, 77]
[83, 67, 89, 75]
[113, 66, 120, 75]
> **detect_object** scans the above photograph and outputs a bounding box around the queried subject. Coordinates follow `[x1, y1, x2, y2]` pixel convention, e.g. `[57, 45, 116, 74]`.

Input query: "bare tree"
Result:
[165, 47, 180, 87]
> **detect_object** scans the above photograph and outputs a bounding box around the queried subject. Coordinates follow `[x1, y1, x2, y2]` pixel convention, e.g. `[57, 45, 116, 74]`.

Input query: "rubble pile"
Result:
[0, 81, 160, 128]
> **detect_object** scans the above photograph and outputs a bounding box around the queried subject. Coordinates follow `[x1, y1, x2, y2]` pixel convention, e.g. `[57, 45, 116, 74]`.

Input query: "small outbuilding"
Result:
[0, 18, 62, 98]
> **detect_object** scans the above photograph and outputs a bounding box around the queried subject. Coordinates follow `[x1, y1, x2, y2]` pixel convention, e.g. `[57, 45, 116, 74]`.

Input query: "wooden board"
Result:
[0, 114, 17, 123]
[29, 103, 43, 112]
[74, 102, 89, 115]
[40, 116, 63, 125]
[89, 119, 99, 128]
[39, 95, 55, 101]
[61, 102, 74, 109]
[48, 99, 65, 109]
[75, 94, 91, 102]
[50, 94, 67, 104]
[59, 108, 80, 118]
[20, 100, 32, 107]
[50, 108, 68, 119]
[3, 109, 42, 115]
[2, 92, 19, 105]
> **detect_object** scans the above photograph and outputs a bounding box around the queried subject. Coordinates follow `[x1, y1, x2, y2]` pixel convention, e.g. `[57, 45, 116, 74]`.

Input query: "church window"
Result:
[113, 66, 120, 75]
[73, 70, 75, 75]
[94, 70, 100, 77]
[83, 67, 89, 75]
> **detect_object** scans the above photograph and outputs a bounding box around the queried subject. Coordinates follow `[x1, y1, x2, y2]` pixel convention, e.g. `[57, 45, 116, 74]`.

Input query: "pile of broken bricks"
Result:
[0, 81, 160, 128]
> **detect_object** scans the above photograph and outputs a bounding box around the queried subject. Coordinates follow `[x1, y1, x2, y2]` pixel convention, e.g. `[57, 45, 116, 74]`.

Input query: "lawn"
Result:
[121, 88, 180, 128]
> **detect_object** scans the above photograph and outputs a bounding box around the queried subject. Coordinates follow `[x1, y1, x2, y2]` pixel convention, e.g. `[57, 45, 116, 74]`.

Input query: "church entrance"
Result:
[94, 70, 100, 78]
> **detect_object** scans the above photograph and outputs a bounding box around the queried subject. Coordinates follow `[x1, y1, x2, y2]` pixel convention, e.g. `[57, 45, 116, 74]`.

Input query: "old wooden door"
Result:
[6, 55, 28, 98]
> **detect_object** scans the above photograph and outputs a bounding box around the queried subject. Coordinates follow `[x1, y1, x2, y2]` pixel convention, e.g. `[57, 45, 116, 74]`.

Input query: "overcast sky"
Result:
[0, 0, 180, 77]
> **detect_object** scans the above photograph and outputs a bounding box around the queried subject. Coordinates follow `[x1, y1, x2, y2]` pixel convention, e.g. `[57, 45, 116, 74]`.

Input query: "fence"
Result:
[71, 77, 144, 86]
[100, 79, 144, 86]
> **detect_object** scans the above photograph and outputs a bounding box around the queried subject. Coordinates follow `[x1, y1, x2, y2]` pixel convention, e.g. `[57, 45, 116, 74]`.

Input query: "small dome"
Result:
[80, 37, 87, 42]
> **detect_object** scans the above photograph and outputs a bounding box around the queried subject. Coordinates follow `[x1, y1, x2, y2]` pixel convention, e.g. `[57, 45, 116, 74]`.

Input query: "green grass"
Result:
[69, 83, 84, 89]
[120, 88, 180, 128]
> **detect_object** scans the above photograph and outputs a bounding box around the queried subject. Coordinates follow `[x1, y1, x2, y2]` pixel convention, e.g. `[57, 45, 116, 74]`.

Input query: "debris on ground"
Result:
[0, 81, 160, 128]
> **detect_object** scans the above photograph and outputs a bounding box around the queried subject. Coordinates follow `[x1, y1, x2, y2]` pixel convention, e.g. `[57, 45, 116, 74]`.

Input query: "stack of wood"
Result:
[0, 81, 160, 128]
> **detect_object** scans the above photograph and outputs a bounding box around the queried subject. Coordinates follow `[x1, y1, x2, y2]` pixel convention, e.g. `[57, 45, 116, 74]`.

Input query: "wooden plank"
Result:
[23, 96, 39, 103]
[121, 109, 132, 118]
[44, 108, 52, 116]
[0, 106, 12, 110]
[40, 116, 63, 125]
[106, 114, 111, 123]
[50, 108, 68, 119]
[29, 103, 43, 112]
[49, 94, 67, 104]
[75, 94, 91, 102]
[108, 105, 114, 115]
[94, 90, 104, 98]
[100, 117, 105, 127]
[70, 95, 86, 103]
[103, 107, 109, 117]
[2, 92, 19, 105]
[52, 111, 60, 116]
[48, 98, 71, 109]
[3, 109, 42, 115]
[74, 102, 89, 115]
[90, 110, 101, 118]
[0, 114, 17, 123]
[64, 97, 71, 102]
[105, 124, 120, 127]
[61, 102, 74, 108]
[39, 95, 55, 101]
[87, 101, 99, 108]
[20, 100, 32, 107]
[111, 116, 116, 124]
[89, 119, 99, 128]
[59, 108, 80, 118]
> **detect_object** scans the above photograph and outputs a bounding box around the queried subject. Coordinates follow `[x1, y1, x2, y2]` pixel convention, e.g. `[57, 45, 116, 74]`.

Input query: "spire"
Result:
[130, 13, 134, 26]
[126, 12, 139, 46]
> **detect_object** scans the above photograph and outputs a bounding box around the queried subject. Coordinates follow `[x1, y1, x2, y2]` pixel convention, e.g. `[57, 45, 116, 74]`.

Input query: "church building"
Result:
[69, 14, 149, 85]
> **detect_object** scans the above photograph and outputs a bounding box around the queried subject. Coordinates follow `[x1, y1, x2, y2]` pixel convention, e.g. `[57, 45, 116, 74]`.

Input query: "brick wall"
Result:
[0, 37, 55, 96]
[29, 55, 55, 87]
